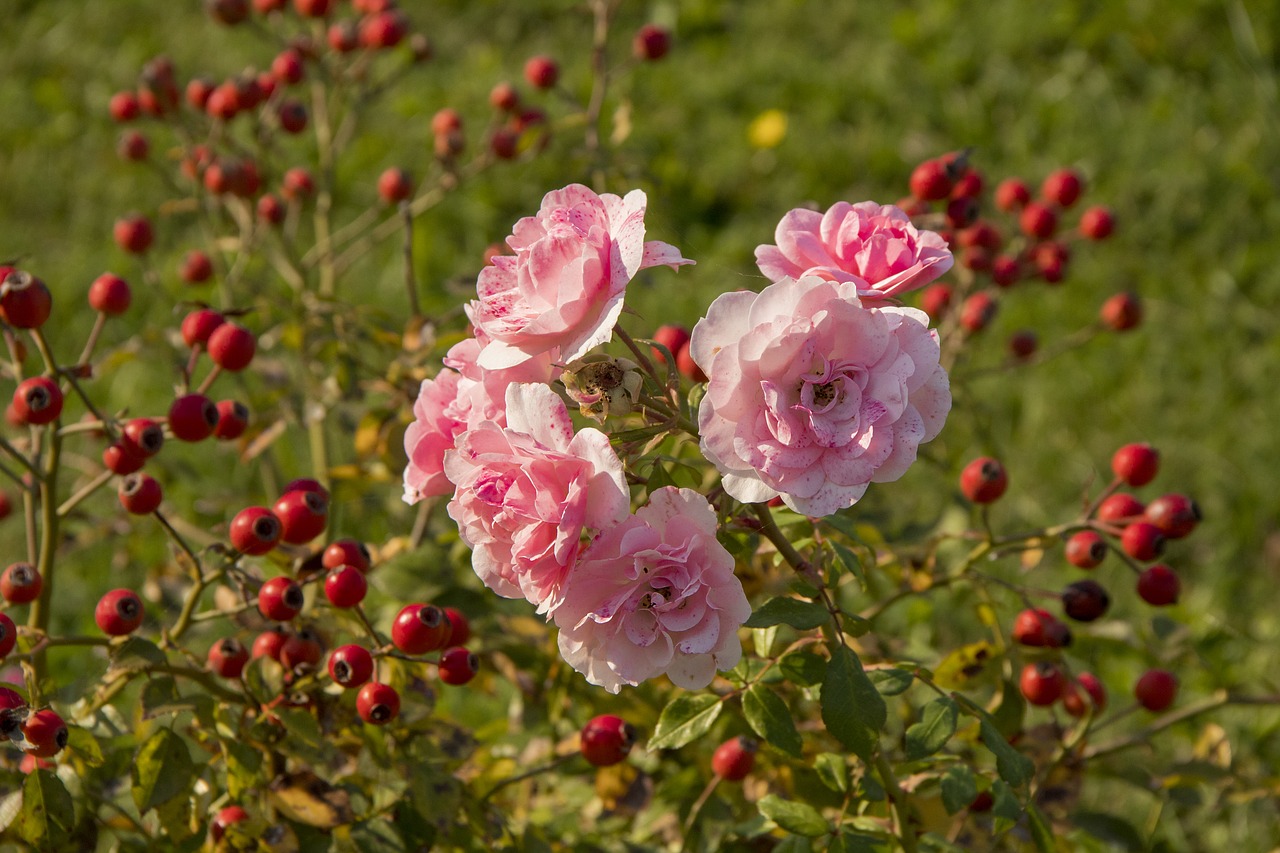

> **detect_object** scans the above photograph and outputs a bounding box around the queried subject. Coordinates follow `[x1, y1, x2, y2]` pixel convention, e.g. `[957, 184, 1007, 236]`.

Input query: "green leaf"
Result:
[779, 651, 826, 686]
[939, 765, 978, 815]
[821, 644, 886, 761]
[752, 625, 779, 658]
[744, 596, 829, 630]
[989, 677, 1026, 739]
[132, 728, 197, 813]
[743, 684, 803, 758]
[154, 794, 197, 844]
[979, 719, 1033, 788]
[1027, 802, 1055, 853]
[648, 693, 723, 750]
[352, 818, 409, 853]
[814, 752, 848, 793]
[829, 830, 885, 853]
[868, 667, 914, 696]
[65, 725, 103, 767]
[15, 769, 73, 848]
[905, 697, 958, 760]
[1071, 811, 1147, 852]
[758, 794, 829, 837]
[830, 542, 867, 589]
[110, 636, 166, 672]
[1075, 809, 1146, 845]
[990, 780, 1022, 828]
[224, 739, 263, 800]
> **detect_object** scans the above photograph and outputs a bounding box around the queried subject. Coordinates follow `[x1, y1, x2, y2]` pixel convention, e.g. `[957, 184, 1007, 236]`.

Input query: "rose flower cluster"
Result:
[404, 187, 953, 692]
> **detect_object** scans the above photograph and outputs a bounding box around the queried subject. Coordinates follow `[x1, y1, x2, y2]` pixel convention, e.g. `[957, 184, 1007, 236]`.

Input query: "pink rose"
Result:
[554, 487, 751, 693]
[690, 275, 951, 516]
[444, 382, 630, 614]
[466, 183, 693, 370]
[755, 201, 952, 299]
[402, 336, 559, 504]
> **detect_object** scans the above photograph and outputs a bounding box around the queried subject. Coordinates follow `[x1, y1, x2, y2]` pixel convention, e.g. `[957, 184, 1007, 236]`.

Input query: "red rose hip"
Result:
[95, 588, 144, 635]
[712, 735, 758, 781]
[1134, 669, 1178, 711]
[580, 714, 635, 766]
[257, 576, 304, 621]
[960, 456, 1007, 503]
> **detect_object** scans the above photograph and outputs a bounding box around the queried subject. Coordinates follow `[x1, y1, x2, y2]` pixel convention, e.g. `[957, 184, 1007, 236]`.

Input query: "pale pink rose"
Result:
[444, 382, 630, 613]
[554, 487, 751, 693]
[690, 275, 951, 517]
[755, 201, 952, 299]
[466, 183, 693, 370]
[402, 336, 560, 504]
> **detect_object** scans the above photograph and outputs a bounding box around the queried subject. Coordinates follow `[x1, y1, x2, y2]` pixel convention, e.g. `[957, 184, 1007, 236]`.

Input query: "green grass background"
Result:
[3, 0, 1280, 849]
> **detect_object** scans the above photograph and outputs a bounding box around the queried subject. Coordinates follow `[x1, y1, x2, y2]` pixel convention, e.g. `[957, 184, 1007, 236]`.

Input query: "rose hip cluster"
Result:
[899, 153, 1139, 357]
[959, 442, 1198, 717]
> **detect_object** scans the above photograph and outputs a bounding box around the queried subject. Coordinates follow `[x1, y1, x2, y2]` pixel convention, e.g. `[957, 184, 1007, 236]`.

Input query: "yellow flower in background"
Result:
[748, 109, 787, 149]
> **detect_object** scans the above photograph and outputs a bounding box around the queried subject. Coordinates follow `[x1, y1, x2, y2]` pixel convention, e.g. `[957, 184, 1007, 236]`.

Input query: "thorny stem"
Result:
[680, 775, 723, 847]
[874, 751, 920, 853]
[479, 752, 578, 804]
[56, 468, 115, 517]
[1080, 691, 1280, 759]
[400, 200, 421, 317]
[77, 312, 108, 367]
[28, 426, 62, 681]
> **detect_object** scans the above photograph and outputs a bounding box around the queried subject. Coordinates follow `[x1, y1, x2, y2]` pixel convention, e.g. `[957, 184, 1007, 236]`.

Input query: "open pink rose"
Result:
[554, 487, 751, 693]
[444, 382, 629, 614]
[690, 275, 951, 516]
[466, 183, 693, 370]
[755, 202, 952, 299]
[402, 335, 559, 504]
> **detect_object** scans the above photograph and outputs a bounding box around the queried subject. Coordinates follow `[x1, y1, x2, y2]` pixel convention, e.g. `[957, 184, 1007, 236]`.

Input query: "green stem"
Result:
[874, 751, 920, 853]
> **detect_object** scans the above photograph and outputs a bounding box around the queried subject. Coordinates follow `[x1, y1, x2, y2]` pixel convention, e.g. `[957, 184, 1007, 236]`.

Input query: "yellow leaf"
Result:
[748, 109, 788, 149]
[933, 640, 996, 690]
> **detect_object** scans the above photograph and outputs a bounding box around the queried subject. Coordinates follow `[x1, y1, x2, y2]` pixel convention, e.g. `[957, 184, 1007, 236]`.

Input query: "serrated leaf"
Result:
[868, 668, 914, 696]
[814, 752, 848, 793]
[15, 769, 73, 848]
[831, 542, 867, 589]
[980, 719, 1033, 788]
[745, 596, 829, 630]
[821, 644, 886, 761]
[758, 794, 829, 837]
[779, 651, 826, 686]
[110, 636, 166, 672]
[132, 728, 197, 813]
[141, 676, 179, 716]
[648, 694, 723, 750]
[940, 764, 978, 814]
[743, 684, 803, 758]
[905, 697, 958, 760]
[990, 779, 1022, 827]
